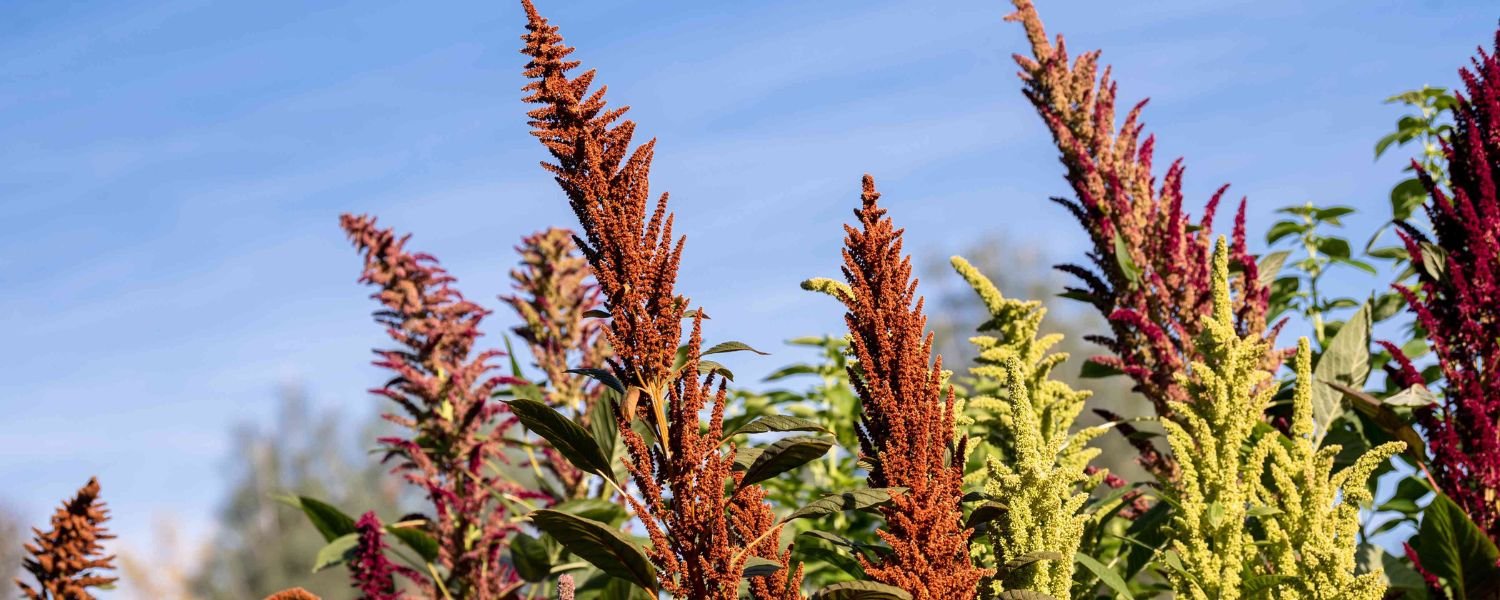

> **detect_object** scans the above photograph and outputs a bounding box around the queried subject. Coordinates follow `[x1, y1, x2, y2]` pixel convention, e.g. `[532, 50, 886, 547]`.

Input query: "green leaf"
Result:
[811, 580, 913, 600]
[510, 533, 552, 582]
[1317, 237, 1353, 260]
[311, 533, 359, 573]
[965, 501, 1009, 529]
[506, 398, 616, 482]
[727, 415, 829, 438]
[1326, 381, 1428, 464]
[995, 550, 1062, 579]
[1112, 234, 1142, 285]
[1242, 574, 1298, 596]
[583, 309, 611, 319]
[1266, 220, 1305, 245]
[1311, 301, 1371, 445]
[1257, 251, 1291, 288]
[996, 592, 1057, 600]
[1391, 178, 1428, 221]
[530, 509, 657, 593]
[698, 360, 734, 381]
[552, 498, 629, 526]
[742, 556, 783, 577]
[738, 436, 833, 487]
[764, 364, 819, 381]
[702, 341, 770, 356]
[278, 495, 357, 543]
[785, 488, 902, 522]
[1079, 360, 1124, 379]
[1074, 552, 1133, 599]
[587, 392, 620, 476]
[1419, 242, 1448, 283]
[1415, 492, 1500, 599]
[567, 368, 626, 395]
[384, 523, 439, 563]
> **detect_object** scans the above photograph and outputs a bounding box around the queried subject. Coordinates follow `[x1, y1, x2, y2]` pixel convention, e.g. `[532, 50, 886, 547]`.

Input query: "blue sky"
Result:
[2, 0, 1494, 577]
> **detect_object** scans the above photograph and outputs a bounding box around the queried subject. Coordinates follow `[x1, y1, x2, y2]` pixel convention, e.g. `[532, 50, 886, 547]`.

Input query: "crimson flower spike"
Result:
[1384, 26, 1500, 543]
[1004, 0, 1282, 479]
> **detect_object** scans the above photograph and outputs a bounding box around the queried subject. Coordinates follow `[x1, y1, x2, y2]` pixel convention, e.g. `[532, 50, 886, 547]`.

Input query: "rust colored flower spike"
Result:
[1005, 0, 1281, 476]
[519, 2, 798, 598]
[833, 175, 988, 599]
[16, 477, 116, 600]
[501, 227, 613, 499]
[264, 588, 321, 600]
[1385, 27, 1500, 543]
[342, 214, 531, 599]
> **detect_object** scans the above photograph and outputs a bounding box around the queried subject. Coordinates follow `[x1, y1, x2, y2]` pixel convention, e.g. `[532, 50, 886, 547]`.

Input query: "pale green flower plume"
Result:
[1160, 236, 1278, 600]
[1162, 238, 1400, 600]
[1248, 337, 1402, 600]
[951, 256, 1106, 599]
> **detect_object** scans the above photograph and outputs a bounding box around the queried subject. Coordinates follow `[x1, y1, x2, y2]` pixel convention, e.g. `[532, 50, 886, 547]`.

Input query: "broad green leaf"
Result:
[738, 436, 834, 487]
[506, 398, 615, 482]
[1074, 552, 1133, 599]
[1416, 492, 1500, 599]
[1391, 178, 1428, 221]
[996, 592, 1057, 600]
[996, 550, 1063, 579]
[742, 556, 782, 577]
[1257, 250, 1291, 287]
[511, 533, 552, 582]
[785, 488, 902, 522]
[1419, 242, 1448, 283]
[278, 495, 356, 543]
[530, 509, 656, 593]
[1079, 360, 1124, 379]
[1312, 301, 1371, 445]
[311, 533, 359, 573]
[812, 580, 913, 600]
[552, 498, 629, 526]
[698, 360, 734, 381]
[703, 341, 770, 356]
[727, 415, 829, 438]
[567, 368, 626, 395]
[385, 523, 439, 563]
[1266, 220, 1305, 244]
[587, 392, 620, 476]
[583, 309, 611, 319]
[965, 501, 1009, 529]
[1326, 381, 1428, 464]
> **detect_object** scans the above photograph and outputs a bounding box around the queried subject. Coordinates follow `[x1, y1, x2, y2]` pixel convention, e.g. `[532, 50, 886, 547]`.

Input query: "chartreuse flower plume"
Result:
[1248, 338, 1402, 599]
[951, 256, 1106, 599]
[1159, 236, 1278, 600]
[1163, 237, 1400, 600]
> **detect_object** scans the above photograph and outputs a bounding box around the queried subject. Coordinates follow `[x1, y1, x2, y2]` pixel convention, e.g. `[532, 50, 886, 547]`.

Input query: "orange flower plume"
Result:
[833, 175, 987, 599]
[16, 478, 116, 600]
[519, 2, 800, 597]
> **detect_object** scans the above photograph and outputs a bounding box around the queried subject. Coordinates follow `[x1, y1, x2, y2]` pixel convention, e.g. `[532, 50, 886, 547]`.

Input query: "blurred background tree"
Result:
[0, 502, 22, 589]
[922, 235, 1151, 484]
[186, 387, 409, 600]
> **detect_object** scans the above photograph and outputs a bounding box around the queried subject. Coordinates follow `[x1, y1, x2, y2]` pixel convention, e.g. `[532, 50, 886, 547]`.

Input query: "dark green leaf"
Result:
[511, 533, 552, 582]
[1327, 381, 1428, 464]
[811, 580, 913, 600]
[552, 498, 628, 526]
[739, 436, 833, 487]
[506, 398, 616, 482]
[1112, 234, 1142, 285]
[995, 550, 1062, 579]
[567, 368, 626, 395]
[764, 364, 818, 381]
[698, 360, 734, 381]
[1079, 360, 1124, 379]
[727, 415, 829, 438]
[279, 495, 357, 543]
[785, 488, 902, 522]
[530, 509, 657, 593]
[583, 309, 611, 319]
[385, 523, 439, 563]
[742, 557, 782, 578]
[965, 501, 1009, 529]
[702, 341, 770, 356]
[1415, 493, 1500, 599]
[1266, 220, 1305, 244]
[1419, 242, 1448, 283]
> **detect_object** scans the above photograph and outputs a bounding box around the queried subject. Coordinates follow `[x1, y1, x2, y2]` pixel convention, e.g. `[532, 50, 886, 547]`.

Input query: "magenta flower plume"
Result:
[1386, 27, 1500, 542]
[349, 512, 423, 600]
